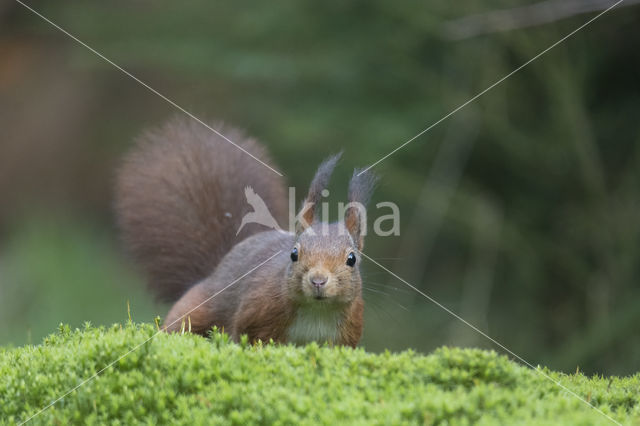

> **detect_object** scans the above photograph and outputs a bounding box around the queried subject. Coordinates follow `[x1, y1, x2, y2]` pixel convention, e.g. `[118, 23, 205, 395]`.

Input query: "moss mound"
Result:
[1, 323, 638, 425]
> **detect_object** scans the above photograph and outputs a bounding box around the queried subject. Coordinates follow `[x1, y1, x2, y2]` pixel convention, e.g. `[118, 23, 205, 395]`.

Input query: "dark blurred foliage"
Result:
[0, 0, 638, 375]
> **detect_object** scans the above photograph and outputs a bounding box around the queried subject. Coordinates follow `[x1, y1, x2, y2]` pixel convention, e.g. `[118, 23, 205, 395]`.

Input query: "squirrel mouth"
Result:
[313, 288, 327, 300]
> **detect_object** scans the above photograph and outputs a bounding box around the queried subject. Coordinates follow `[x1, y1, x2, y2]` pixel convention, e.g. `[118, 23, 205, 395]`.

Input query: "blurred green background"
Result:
[0, 0, 638, 375]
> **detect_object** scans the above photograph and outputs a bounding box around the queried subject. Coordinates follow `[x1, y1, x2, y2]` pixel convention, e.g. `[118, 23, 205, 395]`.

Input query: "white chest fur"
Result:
[287, 304, 342, 345]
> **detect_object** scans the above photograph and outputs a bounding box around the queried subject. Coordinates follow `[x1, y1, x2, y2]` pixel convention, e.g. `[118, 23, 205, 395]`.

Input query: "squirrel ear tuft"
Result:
[295, 152, 342, 234]
[344, 168, 378, 250]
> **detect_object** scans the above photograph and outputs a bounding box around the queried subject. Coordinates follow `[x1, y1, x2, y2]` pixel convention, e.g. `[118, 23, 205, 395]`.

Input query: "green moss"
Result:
[1, 324, 638, 425]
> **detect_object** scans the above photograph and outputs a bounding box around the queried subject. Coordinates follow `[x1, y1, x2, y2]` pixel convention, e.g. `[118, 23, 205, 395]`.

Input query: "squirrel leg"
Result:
[163, 282, 215, 335]
[337, 298, 364, 348]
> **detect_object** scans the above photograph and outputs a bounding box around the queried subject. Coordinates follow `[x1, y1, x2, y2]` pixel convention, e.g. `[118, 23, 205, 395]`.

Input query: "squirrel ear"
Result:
[295, 152, 342, 235]
[344, 168, 378, 250]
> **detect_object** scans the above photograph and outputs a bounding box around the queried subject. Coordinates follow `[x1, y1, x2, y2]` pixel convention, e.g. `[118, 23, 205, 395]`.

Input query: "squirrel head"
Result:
[285, 153, 377, 306]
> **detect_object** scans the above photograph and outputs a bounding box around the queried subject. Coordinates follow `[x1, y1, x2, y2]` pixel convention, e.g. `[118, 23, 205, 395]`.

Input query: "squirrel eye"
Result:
[346, 252, 356, 267]
[290, 247, 299, 262]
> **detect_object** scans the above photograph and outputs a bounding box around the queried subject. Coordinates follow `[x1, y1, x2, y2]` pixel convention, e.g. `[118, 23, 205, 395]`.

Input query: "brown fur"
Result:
[163, 226, 365, 347]
[296, 152, 341, 232]
[116, 118, 375, 347]
[339, 297, 364, 347]
[345, 169, 378, 250]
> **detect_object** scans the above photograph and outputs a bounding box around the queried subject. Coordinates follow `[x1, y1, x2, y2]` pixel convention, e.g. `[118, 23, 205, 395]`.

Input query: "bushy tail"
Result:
[115, 116, 287, 302]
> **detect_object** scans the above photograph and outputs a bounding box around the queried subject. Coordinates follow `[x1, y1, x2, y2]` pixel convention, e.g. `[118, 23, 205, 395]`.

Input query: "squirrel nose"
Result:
[310, 275, 328, 288]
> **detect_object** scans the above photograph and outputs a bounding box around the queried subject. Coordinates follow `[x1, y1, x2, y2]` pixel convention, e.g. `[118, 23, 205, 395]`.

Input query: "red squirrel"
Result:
[115, 116, 376, 347]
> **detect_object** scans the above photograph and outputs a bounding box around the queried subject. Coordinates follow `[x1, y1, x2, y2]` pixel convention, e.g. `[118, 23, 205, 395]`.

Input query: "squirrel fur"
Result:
[115, 116, 376, 347]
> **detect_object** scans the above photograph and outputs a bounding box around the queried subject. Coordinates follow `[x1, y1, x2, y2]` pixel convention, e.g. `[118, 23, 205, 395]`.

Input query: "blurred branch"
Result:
[443, 0, 640, 40]
[448, 200, 503, 347]
[397, 108, 479, 284]
[548, 290, 640, 372]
